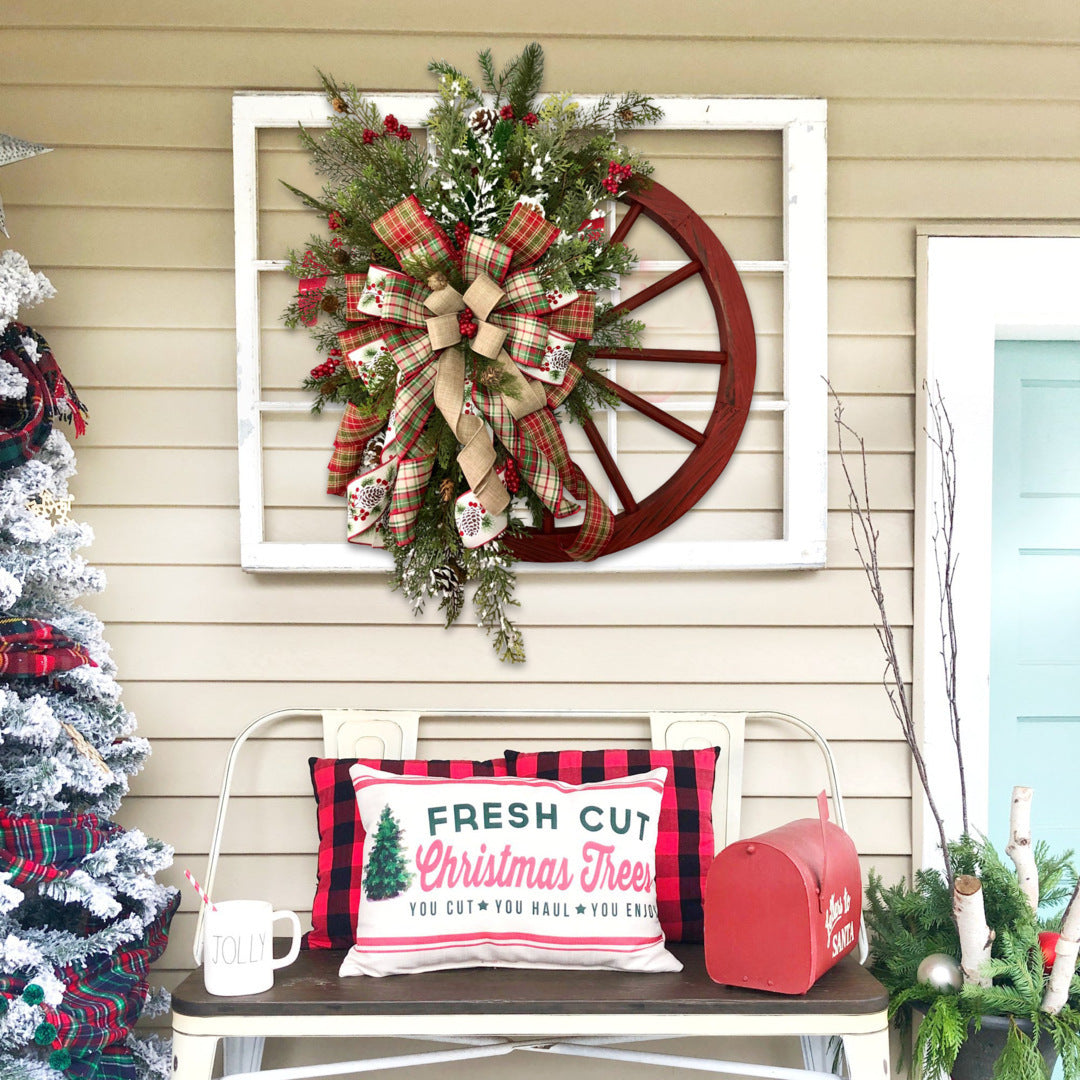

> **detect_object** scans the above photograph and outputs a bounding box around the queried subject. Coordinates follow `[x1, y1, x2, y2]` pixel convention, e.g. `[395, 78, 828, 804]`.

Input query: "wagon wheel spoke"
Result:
[591, 372, 705, 447]
[609, 201, 643, 246]
[594, 347, 728, 365]
[609, 260, 701, 318]
[581, 417, 637, 513]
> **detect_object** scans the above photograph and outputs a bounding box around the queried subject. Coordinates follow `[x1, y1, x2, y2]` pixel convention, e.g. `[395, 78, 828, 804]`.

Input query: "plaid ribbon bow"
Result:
[322, 196, 611, 558]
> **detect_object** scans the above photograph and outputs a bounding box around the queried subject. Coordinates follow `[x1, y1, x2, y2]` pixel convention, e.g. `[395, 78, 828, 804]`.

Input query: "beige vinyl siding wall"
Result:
[3, 2, 1078, 1073]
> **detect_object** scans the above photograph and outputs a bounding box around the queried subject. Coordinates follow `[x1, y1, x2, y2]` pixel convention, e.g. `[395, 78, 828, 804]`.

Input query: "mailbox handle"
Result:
[816, 790, 830, 912]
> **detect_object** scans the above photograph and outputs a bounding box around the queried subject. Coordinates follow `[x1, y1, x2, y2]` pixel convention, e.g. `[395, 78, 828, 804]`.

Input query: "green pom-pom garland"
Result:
[22, 983, 45, 1005]
[34, 1021, 58, 1045]
[49, 1048, 72, 1071]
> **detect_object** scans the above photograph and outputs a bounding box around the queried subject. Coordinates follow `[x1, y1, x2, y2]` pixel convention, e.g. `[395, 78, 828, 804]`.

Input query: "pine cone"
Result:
[333, 247, 351, 266]
[430, 563, 465, 600]
[439, 478, 456, 503]
[332, 96, 349, 114]
[469, 107, 497, 135]
[480, 367, 502, 388]
[618, 107, 635, 124]
[320, 293, 340, 314]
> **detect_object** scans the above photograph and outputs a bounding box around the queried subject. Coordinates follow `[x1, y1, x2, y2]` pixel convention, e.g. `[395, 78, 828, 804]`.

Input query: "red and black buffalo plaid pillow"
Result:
[504, 747, 719, 943]
[306, 756, 506, 949]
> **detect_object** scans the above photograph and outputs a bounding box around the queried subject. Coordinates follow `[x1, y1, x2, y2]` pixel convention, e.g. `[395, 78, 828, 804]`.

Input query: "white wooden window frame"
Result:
[916, 232, 1080, 869]
[234, 93, 827, 572]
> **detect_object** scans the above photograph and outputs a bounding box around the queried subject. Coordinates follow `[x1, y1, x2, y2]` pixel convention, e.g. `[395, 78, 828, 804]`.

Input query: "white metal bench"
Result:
[170, 710, 890, 1080]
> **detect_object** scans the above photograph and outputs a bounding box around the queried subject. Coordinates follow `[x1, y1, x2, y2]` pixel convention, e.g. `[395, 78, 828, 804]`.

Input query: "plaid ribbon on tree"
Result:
[0, 809, 120, 886]
[0, 324, 87, 472]
[0, 617, 97, 680]
[327, 403, 384, 496]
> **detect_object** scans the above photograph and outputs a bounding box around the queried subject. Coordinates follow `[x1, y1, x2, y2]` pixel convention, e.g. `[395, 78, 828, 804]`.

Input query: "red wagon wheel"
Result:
[507, 180, 757, 563]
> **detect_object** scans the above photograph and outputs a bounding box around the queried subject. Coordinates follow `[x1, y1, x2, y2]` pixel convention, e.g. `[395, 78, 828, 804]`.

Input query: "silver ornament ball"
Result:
[917, 952, 963, 992]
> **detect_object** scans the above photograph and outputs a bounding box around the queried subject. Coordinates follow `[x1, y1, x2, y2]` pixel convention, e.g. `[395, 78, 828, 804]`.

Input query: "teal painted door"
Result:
[989, 340, 1080, 863]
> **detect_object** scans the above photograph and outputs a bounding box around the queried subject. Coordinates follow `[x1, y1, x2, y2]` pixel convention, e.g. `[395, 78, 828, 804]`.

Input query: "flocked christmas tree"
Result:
[0, 238, 178, 1080]
[363, 805, 412, 901]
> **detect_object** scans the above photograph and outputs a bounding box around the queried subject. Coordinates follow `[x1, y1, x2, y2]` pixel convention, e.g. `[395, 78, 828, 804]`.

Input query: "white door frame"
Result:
[915, 230, 1080, 870]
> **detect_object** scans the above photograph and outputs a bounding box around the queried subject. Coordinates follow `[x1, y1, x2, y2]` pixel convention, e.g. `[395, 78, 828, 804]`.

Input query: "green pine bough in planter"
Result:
[833, 383, 1080, 1079]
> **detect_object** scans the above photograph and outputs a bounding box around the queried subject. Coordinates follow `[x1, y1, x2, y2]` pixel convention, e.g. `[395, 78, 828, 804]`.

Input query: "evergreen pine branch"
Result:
[476, 49, 498, 97]
[507, 42, 544, 119]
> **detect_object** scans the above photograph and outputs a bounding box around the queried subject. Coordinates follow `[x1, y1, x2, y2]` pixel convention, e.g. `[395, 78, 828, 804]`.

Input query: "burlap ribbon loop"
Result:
[462, 275, 505, 322]
[434, 348, 509, 514]
[425, 313, 461, 352]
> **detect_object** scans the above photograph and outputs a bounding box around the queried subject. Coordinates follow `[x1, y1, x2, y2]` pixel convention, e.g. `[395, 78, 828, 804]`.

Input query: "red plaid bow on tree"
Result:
[314, 196, 614, 561]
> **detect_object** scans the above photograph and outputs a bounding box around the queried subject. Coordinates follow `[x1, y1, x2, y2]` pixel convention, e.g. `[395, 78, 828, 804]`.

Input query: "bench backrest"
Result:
[195, 708, 853, 961]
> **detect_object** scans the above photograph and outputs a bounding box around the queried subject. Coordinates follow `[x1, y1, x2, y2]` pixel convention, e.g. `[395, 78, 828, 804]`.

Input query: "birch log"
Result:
[1006, 786, 1039, 914]
[1043, 879, 1080, 1014]
[954, 875, 995, 988]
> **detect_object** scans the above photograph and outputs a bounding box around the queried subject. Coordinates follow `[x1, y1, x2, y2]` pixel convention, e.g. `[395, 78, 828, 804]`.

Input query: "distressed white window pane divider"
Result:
[234, 93, 827, 572]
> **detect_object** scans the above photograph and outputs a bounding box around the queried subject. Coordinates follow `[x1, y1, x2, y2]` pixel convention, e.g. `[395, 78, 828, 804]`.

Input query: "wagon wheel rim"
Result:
[507, 179, 757, 562]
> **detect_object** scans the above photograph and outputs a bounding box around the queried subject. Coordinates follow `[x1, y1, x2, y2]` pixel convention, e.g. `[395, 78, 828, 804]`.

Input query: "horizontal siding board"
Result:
[115, 683, 909, 741]
[103, 624, 912, 682]
[3, 31, 1079, 100]
[91, 565, 912, 627]
[6, 0, 1078, 43]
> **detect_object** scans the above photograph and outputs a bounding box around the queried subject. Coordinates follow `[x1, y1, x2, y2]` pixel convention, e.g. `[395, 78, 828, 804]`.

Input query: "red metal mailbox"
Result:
[704, 791, 862, 994]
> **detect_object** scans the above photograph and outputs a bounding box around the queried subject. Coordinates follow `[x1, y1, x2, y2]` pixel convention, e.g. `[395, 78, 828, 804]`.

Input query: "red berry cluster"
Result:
[327, 211, 344, 231]
[602, 160, 633, 195]
[309, 349, 342, 381]
[453, 221, 470, 251]
[502, 457, 521, 494]
[458, 309, 479, 339]
[499, 105, 515, 120]
[523, 112, 539, 128]
[361, 116, 412, 143]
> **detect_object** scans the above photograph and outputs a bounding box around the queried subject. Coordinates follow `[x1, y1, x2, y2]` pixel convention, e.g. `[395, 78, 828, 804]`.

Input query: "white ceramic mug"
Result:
[202, 900, 302, 996]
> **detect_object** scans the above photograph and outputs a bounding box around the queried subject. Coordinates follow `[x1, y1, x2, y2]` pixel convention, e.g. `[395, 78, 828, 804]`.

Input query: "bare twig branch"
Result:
[925, 380, 968, 835]
[828, 381, 955, 889]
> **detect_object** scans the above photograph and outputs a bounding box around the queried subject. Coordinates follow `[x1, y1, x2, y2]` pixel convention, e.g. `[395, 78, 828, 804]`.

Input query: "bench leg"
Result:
[840, 1030, 890, 1079]
[224, 1037, 266, 1076]
[172, 1032, 219, 1080]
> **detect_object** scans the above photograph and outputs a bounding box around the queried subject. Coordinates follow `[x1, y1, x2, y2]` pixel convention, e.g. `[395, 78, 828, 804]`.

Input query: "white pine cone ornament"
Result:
[468, 107, 497, 135]
[430, 563, 464, 601]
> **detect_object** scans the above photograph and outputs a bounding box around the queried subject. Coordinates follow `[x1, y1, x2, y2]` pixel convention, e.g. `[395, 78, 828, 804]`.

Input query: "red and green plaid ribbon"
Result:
[372, 195, 457, 273]
[387, 455, 435, 545]
[327, 403, 384, 496]
[548, 291, 596, 340]
[518, 407, 614, 560]
[497, 202, 561, 269]
[462, 233, 513, 285]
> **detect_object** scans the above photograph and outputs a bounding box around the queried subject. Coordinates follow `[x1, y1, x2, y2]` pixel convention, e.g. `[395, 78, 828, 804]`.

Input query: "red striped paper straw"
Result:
[184, 869, 217, 912]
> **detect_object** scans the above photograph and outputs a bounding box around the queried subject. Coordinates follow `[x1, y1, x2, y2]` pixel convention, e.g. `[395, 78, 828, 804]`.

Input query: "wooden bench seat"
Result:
[170, 709, 892, 1080]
